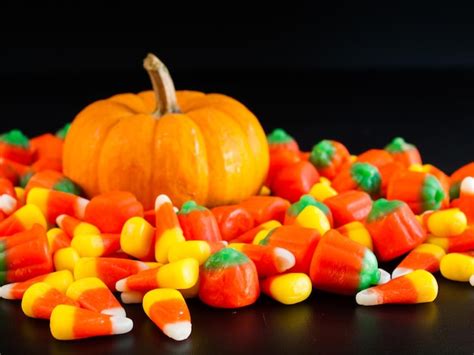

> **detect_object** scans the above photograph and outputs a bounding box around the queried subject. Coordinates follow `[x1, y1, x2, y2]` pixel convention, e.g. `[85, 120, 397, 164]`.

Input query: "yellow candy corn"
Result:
[261, 273, 312, 305]
[14, 187, 25, 204]
[294, 205, 331, 235]
[54, 247, 81, 273]
[338, 221, 373, 250]
[71, 233, 120, 257]
[143, 288, 191, 341]
[168, 240, 227, 265]
[309, 182, 338, 202]
[440, 253, 474, 282]
[56, 214, 100, 238]
[426, 208, 467, 238]
[252, 229, 272, 245]
[120, 217, 155, 260]
[22, 282, 76, 319]
[50, 305, 133, 340]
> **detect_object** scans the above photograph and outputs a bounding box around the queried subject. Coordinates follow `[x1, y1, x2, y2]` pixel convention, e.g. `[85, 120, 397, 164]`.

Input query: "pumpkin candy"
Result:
[63, 54, 269, 209]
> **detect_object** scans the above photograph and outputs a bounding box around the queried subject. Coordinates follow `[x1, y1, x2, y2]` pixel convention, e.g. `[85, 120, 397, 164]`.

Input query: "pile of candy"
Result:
[1, 126, 474, 342]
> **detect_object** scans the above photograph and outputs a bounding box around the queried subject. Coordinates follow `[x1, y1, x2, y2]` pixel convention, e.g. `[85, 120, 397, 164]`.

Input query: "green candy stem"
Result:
[267, 128, 295, 145]
[367, 198, 404, 223]
[310, 140, 335, 168]
[385, 137, 415, 153]
[0, 129, 29, 148]
[358, 250, 380, 291]
[56, 123, 71, 140]
[449, 181, 461, 200]
[422, 175, 445, 211]
[179, 200, 207, 215]
[203, 247, 250, 270]
[350, 162, 381, 196]
[53, 179, 82, 196]
[287, 194, 330, 217]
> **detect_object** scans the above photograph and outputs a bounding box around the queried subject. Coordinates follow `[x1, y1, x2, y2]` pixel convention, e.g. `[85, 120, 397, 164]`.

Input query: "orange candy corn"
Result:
[356, 270, 438, 306]
[155, 195, 186, 263]
[392, 243, 446, 278]
[56, 214, 100, 238]
[229, 220, 281, 243]
[428, 226, 474, 253]
[325, 190, 373, 227]
[24, 170, 81, 197]
[239, 196, 290, 224]
[0, 177, 17, 215]
[177, 200, 222, 243]
[74, 257, 153, 289]
[50, 305, 133, 340]
[27, 187, 89, 224]
[22, 282, 77, 319]
[66, 277, 126, 317]
[0, 204, 46, 236]
[0, 269, 73, 300]
[84, 191, 144, 233]
[143, 288, 191, 341]
[46, 228, 71, 253]
[229, 243, 295, 277]
[450, 162, 474, 199]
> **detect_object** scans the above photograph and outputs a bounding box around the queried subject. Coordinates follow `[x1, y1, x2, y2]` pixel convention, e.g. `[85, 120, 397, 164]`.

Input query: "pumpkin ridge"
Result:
[148, 116, 160, 204]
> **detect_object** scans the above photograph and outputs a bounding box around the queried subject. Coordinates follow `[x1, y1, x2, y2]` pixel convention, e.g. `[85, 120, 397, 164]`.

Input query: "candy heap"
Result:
[0, 126, 474, 341]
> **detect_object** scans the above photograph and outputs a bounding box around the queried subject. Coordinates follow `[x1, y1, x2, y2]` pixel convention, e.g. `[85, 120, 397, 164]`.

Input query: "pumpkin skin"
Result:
[63, 55, 269, 209]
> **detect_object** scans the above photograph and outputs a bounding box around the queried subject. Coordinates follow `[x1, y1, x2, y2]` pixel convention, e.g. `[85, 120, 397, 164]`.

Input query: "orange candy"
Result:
[325, 190, 373, 227]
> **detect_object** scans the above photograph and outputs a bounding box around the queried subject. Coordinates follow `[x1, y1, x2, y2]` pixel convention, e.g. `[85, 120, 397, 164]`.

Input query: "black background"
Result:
[1, 2, 474, 354]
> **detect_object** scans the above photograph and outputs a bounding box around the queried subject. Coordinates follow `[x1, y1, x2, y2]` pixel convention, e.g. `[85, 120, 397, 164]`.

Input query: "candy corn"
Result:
[0, 269, 73, 300]
[155, 195, 186, 263]
[332, 162, 381, 198]
[0, 177, 17, 215]
[24, 170, 81, 196]
[66, 277, 125, 317]
[325, 190, 372, 227]
[121, 291, 145, 304]
[450, 162, 474, 199]
[27, 187, 89, 224]
[177, 200, 221, 243]
[271, 161, 320, 202]
[74, 257, 153, 289]
[452, 177, 474, 224]
[0, 204, 46, 236]
[428, 227, 474, 253]
[46, 228, 71, 253]
[392, 243, 446, 278]
[199, 248, 259, 308]
[229, 220, 281, 243]
[120, 216, 155, 261]
[309, 181, 338, 202]
[71, 232, 121, 257]
[424, 208, 467, 238]
[84, 191, 144, 234]
[115, 258, 199, 292]
[284, 194, 332, 234]
[56, 214, 100, 238]
[168, 240, 227, 265]
[356, 270, 438, 305]
[337, 221, 373, 250]
[239, 196, 290, 224]
[211, 204, 255, 241]
[53, 247, 80, 272]
[261, 273, 312, 305]
[228, 243, 295, 277]
[439, 253, 474, 282]
[0, 129, 32, 165]
[22, 282, 77, 319]
[143, 288, 192, 341]
[50, 305, 133, 340]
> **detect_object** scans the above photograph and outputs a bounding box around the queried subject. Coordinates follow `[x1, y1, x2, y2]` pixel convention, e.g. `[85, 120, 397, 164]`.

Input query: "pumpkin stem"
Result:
[143, 53, 180, 117]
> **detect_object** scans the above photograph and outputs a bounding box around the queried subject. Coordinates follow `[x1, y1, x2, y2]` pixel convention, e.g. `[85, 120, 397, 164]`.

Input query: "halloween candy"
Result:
[178, 200, 221, 242]
[199, 248, 259, 308]
[0, 269, 73, 300]
[84, 191, 144, 233]
[271, 161, 320, 202]
[238, 196, 290, 224]
[29, 133, 63, 162]
[66, 277, 126, 317]
[356, 270, 438, 306]
[392, 243, 446, 278]
[450, 162, 474, 199]
[120, 216, 155, 261]
[46, 228, 71, 253]
[53, 247, 81, 273]
[71, 232, 121, 257]
[0, 204, 46, 236]
[168, 240, 227, 265]
[21, 282, 77, 319]
[384, 137, 422, 168]
[115, 258, 199, 292]
[24, 170, 81, 197]
[428, 227, 474, 253]
[0, 177, 17, 215]
[229, 220, 281, 243]
[366, 199, 426, 261]
[325, 190, 372, 227]
[337, 221, 373, 250]
[228, 243, 295, 277]
[0, 129, 32, 165]
[155, 195, 186, 263]
[451, 177, 474, 224]
[50, 305, 133, 340]
[309, 229, 383, 295]
[143, 288, 192, 341]
[424, 208, 467, 238]
[309, 181, 338, 202]
[261, 273, 312, 305]
[440, 252, 474, 282]
[284, 194, 332, 233]
[309, 139, 350, 179]
[332, 162, 381, 198]
[27, 187, 89, 224]
[267, 128, 299, 154]
[56, 214, 100, 238]
[211, 204, 255, 241]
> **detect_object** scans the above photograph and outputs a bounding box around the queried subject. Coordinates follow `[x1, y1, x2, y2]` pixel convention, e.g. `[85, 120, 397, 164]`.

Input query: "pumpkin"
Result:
[63, 54, 269, 209]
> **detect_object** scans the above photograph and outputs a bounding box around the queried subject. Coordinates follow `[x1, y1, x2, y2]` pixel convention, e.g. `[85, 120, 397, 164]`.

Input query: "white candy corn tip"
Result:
[111, 316, 133, 335]
[115, 279, 128, 292]
[392, 267, 412, 279]
[102, 307, 126, 318]
[469, 275, 474, 286]
[378, 268, 391, 285]
[155, 194, 172, 210]
[56, 214, 67, 226]
[274, 247, 296, 272]
[173, 206, 179, 213]
[121, 291, 144, 304]
[76, 198, 89, 219]
[0, 194, 17, 215]
[461, 177, 474, 196]
[356, 289, 382, 306]
[0, 284, 15, 299]
[163, 321, 192, 341]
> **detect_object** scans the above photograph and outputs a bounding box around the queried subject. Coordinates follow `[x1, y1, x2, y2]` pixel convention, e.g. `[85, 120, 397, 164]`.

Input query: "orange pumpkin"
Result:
[63, 54, 269, 209]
